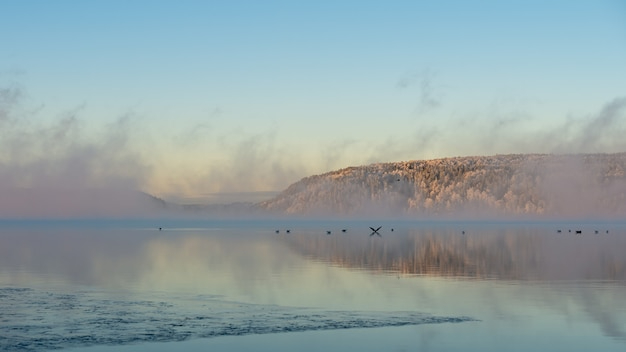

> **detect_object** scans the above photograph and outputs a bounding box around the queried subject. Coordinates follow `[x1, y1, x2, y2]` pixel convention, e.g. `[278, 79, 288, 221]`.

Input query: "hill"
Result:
[0, 188, 261, 219]
[0, 188, 170, 219]
[258, 153, 626, 219]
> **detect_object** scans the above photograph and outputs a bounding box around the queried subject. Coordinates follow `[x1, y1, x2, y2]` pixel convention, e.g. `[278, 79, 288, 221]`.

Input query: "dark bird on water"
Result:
[286, 229, 291, 233]
[275, 230, 279, 234]
[462, 231, 465, 235]
[159, 227, 162, 231]
[576, 230, 582, 234]
[595, 230, 599, 234]
[369, 226, 382, 237]
[326, 230, 332, 235]
[557, 230, 562, 233]
[341, 229, 347, 233]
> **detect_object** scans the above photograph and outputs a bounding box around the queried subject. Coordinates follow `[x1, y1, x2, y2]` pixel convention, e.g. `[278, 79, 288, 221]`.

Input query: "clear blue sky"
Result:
[1, 0, 625, 200]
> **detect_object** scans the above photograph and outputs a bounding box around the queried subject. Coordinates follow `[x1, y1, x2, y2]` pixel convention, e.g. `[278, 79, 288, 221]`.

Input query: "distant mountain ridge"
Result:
[258, 153, 626, 218]
[0, 188, 170, 219]
[0, 188, 258, 219]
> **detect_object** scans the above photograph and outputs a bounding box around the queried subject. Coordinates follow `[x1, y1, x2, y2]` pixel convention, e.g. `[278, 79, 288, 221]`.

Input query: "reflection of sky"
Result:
[1, 225, 625, 345]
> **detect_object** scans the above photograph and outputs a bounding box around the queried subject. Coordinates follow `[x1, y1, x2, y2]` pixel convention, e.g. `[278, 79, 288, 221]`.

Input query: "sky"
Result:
[1, 0, 625, 203]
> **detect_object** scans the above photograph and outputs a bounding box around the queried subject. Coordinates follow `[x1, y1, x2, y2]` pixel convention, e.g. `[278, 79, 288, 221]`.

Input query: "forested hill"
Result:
[258, 153, 626, 218]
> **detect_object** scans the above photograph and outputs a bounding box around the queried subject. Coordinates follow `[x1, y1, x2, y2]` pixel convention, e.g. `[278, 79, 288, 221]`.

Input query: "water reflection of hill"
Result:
[280, 228, 626, 281]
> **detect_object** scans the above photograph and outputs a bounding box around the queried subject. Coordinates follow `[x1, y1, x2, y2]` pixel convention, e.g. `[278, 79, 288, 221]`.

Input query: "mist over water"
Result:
[2, 82, 626, 221]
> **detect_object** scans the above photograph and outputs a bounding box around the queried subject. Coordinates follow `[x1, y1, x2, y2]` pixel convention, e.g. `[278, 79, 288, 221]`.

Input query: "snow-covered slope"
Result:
[258, 153, 626, 218]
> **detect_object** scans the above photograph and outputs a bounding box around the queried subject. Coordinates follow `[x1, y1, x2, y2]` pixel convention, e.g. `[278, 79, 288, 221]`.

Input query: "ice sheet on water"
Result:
[0, 287, 476, 351]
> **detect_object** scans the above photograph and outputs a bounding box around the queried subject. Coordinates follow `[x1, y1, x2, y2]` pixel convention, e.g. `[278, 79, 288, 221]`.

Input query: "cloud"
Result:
[397, 70, 443, 116]
[1, 81, 311, 208]
[200, 129, 306, 194]
[0, 84, 24, 126]
[567, 97, 626, 153]
[172, 107, 222, 147]
[321, 138, 359, 170]
[427, 96, 626, 158]
[0, 104, 150, 190]
[0, 84, 156, 217]
[509, 97, 626, 155]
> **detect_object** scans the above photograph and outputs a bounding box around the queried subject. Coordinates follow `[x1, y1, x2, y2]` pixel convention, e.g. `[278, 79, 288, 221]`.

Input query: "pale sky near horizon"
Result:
[1, 0, 625, 202]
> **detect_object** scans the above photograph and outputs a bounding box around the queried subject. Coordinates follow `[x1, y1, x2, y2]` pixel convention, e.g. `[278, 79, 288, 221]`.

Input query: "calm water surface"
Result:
[1, 220, 625, 351]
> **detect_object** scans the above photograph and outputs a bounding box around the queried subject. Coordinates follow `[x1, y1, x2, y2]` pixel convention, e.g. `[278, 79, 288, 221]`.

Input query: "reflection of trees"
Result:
[280, 229, 626, 281]
[281, 230, 539, 279]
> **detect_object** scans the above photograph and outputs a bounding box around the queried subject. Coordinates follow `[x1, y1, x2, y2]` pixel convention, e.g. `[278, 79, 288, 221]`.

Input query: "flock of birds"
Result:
[274, 226, 397, 237]
[157, 226, 611, 236]
[272, 227, 612, 236]
[557, 229, 609, 235]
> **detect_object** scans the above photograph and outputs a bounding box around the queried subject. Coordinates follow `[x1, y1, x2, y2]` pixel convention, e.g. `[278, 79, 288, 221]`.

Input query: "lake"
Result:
[1, 220, 625, 351]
